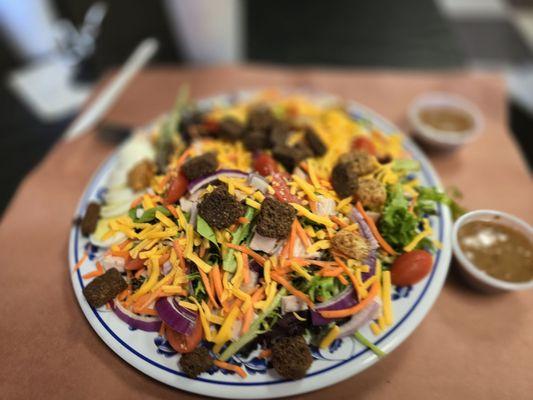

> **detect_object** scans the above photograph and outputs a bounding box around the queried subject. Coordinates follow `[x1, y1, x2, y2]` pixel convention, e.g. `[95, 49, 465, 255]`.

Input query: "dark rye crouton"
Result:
[271, 336, 312, 380]
[331, 160, 359, 199]
[81, 202, 101, 236]
[83, 268, 127, 308]
[181, 153, 218, 181]
[304, 127, 327, 156]
[272, 142, 312, 172]
[218, 117, 244, 141]
[270, 120, 290, 147]
[255, 197, 296, 239]
[243, 130, 270, 151]
[198, 186, 244, 229]
[338, 151, 377, 176]
[247, 105, 276, 130]
[179, 347, 214, 378]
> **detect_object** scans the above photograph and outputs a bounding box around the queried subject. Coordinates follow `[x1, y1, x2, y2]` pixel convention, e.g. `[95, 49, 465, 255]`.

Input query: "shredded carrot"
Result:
[199, 244, 207, 258]
[211, 265, 224, 303]
[242, 253, 250, 284]
[294, 219, 312, 247]
[238, 217, 250, 224]
[337, 274, 349, 286]
[319, 281, 379, 318]
[135, 289, 165, 312]
[229, 223, 239, 233]
[330, 216, 348, 228]
[131, 292, 152, 311]
[251, 286, 266, 302]
[309, 200, 317, 213]
[258, 349, 272, 359]
[117, 288, 130, 301]
[134, 267, 146, 279]
[82, 269, 104, 279]
[176, 148, 192, 169]
[172, 240, 186, 271]
[111, 249, 130, 259]
[320, 267, 344, 277]
[73, 251, 88, 272]
[165, 204, 179, 218]
[271, 272, 314, 309]
[158, 253, 170, 265]
[335, 256, 362, 300]
[290, 258, 336, 268]
[213, 360, 247, 378]
[299, 161, 309, 173]
[199, 268, 219, 308]
[288, 221, 297, 258]
[241, 306, 253, 335]
[225, 243, 266, 265]
[356, 201, 397, 255]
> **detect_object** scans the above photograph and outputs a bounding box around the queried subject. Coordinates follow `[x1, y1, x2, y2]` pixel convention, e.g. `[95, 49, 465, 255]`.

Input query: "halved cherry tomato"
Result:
[163, 172, 188, 204]
[352, 137, 377, 155]
[271, 173, 301, 204]
[125, 258, 144, 271]
[253, 153, 279, 177]
[164, 320, 203, 353]
[390, 250, 433, 286]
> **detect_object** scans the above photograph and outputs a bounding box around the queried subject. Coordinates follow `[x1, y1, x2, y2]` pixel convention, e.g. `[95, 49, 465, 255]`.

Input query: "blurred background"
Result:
[1, 0, 532, 215]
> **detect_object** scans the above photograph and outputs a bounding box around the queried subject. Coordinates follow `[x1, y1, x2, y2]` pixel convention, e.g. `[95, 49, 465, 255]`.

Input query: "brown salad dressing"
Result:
[419, 107, 474, 132]
[458, 220, 533, 283]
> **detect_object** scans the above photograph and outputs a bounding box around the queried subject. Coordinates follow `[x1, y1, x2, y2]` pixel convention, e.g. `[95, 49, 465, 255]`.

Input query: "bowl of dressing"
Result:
[408, 92, 484, 150]
[452, 210, 533, 292]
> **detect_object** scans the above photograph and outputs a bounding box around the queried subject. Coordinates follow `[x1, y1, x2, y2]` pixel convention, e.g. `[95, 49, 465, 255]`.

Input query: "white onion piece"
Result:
[101, 255, 126, 273]
[162, 260, 172, 275]
[179, 198, 196, 213]
[247, 173, 270, 193]
[249, 232, 279, 254]
[240, 270, 259, 293]
[316, 195, 336, 217]
[281, 295, 309, 314]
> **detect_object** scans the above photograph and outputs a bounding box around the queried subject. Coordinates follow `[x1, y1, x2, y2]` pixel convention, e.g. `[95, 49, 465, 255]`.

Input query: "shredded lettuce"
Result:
[196, 215, 218, 246]
[379, 184, 419, 251]
[222, 207, 256, 272]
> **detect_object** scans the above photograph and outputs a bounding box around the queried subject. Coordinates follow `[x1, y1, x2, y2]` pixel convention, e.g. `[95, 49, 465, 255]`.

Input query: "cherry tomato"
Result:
[390, 250, 433, 286]
[163, 173, 188, 204]
[352, 137, 377, 155]
[253, 153, 279, 176]
[271, 173, 301, 204]
[164, 320, 203, 353]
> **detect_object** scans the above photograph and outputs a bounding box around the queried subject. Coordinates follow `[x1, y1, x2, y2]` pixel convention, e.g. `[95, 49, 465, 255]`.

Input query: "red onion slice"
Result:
[111, 300, 162, 332]
[310, 287, 359, 325]
[155, 297, 197, 335]
[187, 169, 249, 194]
[337, 299, 380, 338]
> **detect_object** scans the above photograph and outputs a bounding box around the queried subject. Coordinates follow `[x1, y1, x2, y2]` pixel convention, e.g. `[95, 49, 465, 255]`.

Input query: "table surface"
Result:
[1, 65, 532, 400]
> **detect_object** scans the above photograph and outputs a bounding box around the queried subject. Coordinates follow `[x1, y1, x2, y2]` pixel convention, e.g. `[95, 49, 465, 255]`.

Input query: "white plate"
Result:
[69, 92, 452, 399]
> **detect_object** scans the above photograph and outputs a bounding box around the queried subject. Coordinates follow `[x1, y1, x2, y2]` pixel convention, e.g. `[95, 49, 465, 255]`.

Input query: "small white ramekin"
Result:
[408, 92, 484, 151]
[452, 210, 533, 292]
